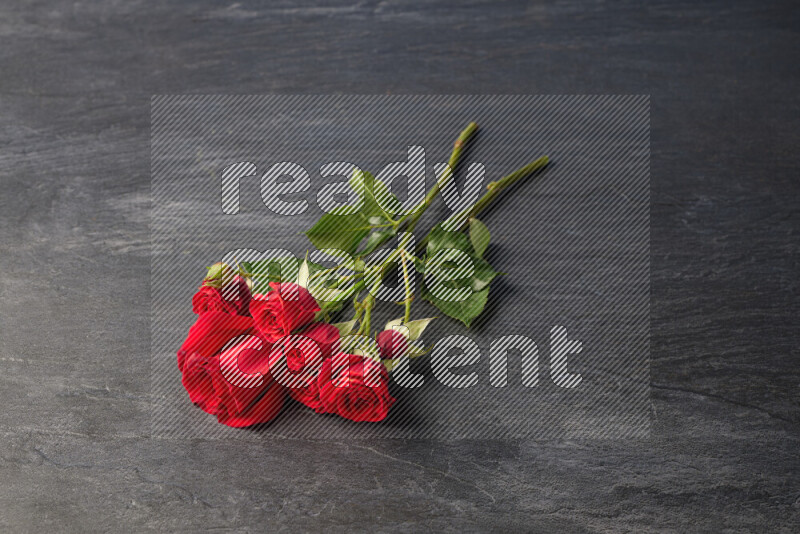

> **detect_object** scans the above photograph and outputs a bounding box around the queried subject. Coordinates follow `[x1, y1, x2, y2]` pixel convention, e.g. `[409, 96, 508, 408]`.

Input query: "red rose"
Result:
[213, 340, 285, 428]
[318, 353, 396, 422]
[181, 351, 222, 414]
[376, 329, 408, 360]
[250, 282, 320, 342]
[181, 335, 285, 427]
[278, 323, 341, 412]
[213, 376, 285, 428]
[192, 286, 237, 315]
[286, 369, 325, 412]
[297, 322, 340, 362]
[192, 275, 251, 316]
[177, 311, 254, 372]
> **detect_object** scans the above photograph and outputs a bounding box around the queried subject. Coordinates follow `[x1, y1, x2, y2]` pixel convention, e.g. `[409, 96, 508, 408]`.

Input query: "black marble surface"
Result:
[0, 1, 797, 531]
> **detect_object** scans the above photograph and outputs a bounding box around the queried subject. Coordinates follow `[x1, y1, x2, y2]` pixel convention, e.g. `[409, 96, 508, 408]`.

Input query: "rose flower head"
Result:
[192, 262, 252, 316]
[317, 353, 396, 422]
[249, 282, 320, 342]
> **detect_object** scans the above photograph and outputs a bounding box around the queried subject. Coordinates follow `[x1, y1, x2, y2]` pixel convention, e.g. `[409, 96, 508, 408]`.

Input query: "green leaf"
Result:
[308, 282, 348, 305]
[383, 340, 432, 372]
[305, 255, 360, 305]
[331, 319, 358, 337]
[350, 170, 405, 255]
[359, 227, 397, 256]
[297, 258, 310, 288]
[349, 169, 403, 219]
[427, 224, 472, 256]
[384, 318, 436, 341]
[316, 299, 344, 319]
[384, 317, 404, 330]
[403, 317, 436, 340]
[305, 208, 373, 256]
[469, 256, 501, 292]
[421, 224, 500, 326]
[248, 257, 325, 294]
[306, 170, 403, 256]
[340, 334, 381, 362]
[469, 218, 491, 258]
[406, 340, 433, 358]
[422, 285, 489, 328]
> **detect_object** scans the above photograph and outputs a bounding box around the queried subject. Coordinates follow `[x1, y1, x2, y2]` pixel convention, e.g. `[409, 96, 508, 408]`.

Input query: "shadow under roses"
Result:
[247, 344, 435, 437]
[237, 374, 430, 439]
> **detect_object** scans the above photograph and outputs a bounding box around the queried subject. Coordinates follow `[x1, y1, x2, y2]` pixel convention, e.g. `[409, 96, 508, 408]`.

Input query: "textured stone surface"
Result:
[0, 0, 798, 531]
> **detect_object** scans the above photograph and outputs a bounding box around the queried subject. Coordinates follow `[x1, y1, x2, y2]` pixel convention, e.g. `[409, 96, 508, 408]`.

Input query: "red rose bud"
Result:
[193, 261, 251, 316]
[192, 276, 251, 316]
[250, 282, 320, 342]
[317, 353, 396, 422]
[225, 275, 253, 315]
[376, 329, 409, 360]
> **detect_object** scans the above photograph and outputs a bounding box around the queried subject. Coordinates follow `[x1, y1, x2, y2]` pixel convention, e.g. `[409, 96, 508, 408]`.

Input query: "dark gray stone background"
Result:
[0, 0, 797, 532]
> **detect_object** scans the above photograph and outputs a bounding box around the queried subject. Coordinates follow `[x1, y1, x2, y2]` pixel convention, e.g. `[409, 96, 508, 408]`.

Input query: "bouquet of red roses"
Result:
[176, 123, 548, 427]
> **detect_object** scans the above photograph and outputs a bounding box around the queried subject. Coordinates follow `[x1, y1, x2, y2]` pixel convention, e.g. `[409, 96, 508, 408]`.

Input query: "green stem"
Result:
[402, 121, 478, 232]
[358, 230, 415, 335]
[465, 155, 549, 227]
[400, 250, 412, 323]
[329, 155, 549, 326]
[353, 122, 478, 261]
[361, 294, 374, 335]
[415, 155, 549, 253]
[326, 127, 547, 339]
[343, 156, 549, 329]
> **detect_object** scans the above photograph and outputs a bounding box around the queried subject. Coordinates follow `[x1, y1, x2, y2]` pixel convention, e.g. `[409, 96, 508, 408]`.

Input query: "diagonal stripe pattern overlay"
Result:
[151, 95, 650, 440]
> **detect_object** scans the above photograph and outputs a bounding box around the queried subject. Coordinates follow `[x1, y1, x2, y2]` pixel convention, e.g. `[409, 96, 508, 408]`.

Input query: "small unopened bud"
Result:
[203, 262, 235, 288]
[236, 264, 255, 291]
[376, 329, 409, 360]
